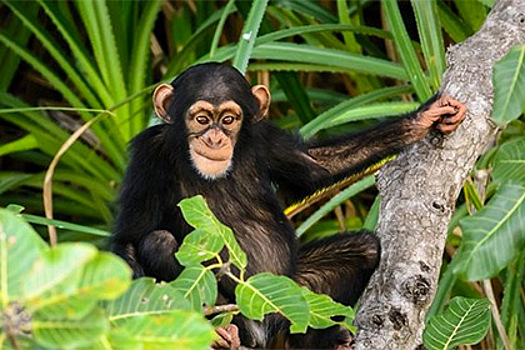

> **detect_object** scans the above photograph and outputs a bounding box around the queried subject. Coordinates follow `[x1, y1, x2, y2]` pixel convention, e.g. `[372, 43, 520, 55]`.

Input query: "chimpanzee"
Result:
[111, 63, 466, 349]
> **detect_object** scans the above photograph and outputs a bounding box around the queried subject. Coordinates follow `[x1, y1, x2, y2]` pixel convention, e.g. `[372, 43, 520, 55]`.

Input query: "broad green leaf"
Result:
[171, 265, 218, 312]
[455, 184, 525, 280]
[74, 252, 131, 299]
[109, 310, 215, 350]
[0, 209, 47, 306]
[24, 243, 97, 299]
[178, 196, 247, 270]
[107, 278, 190, 323]
[423, 297, 490, 350]
[492, 44, 525, 125]
[36, 296, 98, 321]
[302, 288, 355, 331]
[493, 136, 525, 185]
[176, 229, 225, 266]
[33, 307, 109, 349]
[232, 0, 268, 74]
[235, 273, 309, 333]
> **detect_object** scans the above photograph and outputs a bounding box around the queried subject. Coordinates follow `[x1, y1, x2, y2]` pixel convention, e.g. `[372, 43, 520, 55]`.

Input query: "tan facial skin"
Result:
[153, 83, 270, 179]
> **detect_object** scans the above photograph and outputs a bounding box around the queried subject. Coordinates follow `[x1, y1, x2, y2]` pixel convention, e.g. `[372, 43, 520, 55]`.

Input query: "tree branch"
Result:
[354, 1, 525, 349]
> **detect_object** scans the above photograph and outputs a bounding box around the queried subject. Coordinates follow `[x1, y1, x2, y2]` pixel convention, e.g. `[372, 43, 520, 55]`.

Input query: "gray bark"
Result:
[354, 1, 525, 349]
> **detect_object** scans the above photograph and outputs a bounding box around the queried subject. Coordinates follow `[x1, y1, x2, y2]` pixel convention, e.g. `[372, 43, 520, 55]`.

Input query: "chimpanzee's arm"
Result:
[112, 126, 183, 281]
[267, 95, 466, 199]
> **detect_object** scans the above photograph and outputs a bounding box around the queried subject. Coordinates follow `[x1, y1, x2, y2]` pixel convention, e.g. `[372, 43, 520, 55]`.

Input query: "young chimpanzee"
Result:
[112, 63, 466, 349]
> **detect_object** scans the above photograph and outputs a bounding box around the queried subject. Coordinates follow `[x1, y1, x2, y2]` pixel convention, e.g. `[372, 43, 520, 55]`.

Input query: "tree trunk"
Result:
[354, 1, 525, 349]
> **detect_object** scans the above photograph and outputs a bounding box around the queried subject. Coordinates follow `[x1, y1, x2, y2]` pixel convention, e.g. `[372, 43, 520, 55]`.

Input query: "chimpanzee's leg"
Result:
[288, 232, 380, 349]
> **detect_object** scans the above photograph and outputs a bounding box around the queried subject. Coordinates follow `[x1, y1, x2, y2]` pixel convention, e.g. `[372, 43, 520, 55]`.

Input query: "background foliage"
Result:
[0, 0, 523, 349]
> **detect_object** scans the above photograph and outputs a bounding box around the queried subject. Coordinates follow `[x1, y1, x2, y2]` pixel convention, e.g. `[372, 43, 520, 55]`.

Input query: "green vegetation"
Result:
[0, 0, 524, 349]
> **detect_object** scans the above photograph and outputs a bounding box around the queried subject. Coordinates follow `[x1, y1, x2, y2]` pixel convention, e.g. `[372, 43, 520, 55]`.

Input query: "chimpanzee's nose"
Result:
[203, 128, 225, 149]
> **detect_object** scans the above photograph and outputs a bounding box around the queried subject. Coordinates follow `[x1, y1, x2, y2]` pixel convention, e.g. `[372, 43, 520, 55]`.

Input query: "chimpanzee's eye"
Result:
[222, 116, 235, 125]
[195, 115, 209, 125]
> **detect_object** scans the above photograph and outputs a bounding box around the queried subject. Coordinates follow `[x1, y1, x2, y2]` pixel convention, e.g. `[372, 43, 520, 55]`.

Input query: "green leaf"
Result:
[383, 0, 432, 100]
[454, 0, 487, 33]
[178, 196, 247, 270]
[235, 273, 309, 333]
[36, 296, 98, 321]
[23, 243, 97, 299]
[296, 176, 376, 237]
[36, 0, 112, 106]
[305, 102, 419, 136]
[27, 254, 130, 320]
[210, 312, 234, 328]
[363, 196, 380, 231]
[411, 0, 445, 89]
[300, 85, 414, 138]
[492, 44, 525, 125]
[493, 136, 525, 185]
[4, 0, 102, 109]
[176, 229, 225, 266]
[20, 213, 111, 237]
[200, 42, 407, 80]
[423, 297, 490, 350]
[302, 288, 355, 331]
[455, 184, 525, 280]
[77, 252, 132, 299]
[0, 209, 47, 306]
[171, 265, 218, 312]
[33, 307, 109, 349]
[251, 43, 408, 80]
[274, 72, 316, 124]
[109, 310, 215, 350]
[274, 0, 337, 23]
[437, 2, 472, 43]
[210, 0, 236, 58]
[0, 134, 37, 157]
[107, 278, 190, 323]
[0, 29, 88, 115]
[500, 250, 525, 346]
[232, 0, 269, 74]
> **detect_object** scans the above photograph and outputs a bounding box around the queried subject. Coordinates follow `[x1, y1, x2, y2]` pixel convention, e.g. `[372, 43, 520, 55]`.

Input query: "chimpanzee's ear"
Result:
[251, 85, 271, 123]
[153, 83, 175, 124]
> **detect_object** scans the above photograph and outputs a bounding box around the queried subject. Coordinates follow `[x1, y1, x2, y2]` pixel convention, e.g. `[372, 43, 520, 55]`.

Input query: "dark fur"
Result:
[112, 63, 434, 348]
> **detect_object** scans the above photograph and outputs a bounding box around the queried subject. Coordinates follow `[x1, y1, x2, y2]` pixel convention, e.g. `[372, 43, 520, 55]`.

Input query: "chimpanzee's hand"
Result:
[212, 324, 241, 349]
[417, 95, 467, 134]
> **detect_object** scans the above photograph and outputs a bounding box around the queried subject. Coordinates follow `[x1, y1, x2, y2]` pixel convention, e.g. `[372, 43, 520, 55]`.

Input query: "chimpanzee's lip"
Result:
[192, 147, 230, 161]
